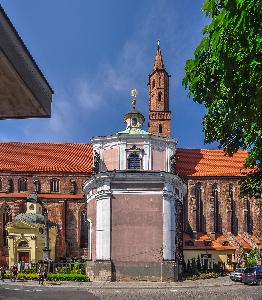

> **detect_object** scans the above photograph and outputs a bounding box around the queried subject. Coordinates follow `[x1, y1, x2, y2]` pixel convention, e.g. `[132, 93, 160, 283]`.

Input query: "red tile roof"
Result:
[183, 233, 258, 250]
[176, 148, 249, 177]
[0, 142, 93, 173]
[0, 142, 250, 177]
[183, 233, 235, 250]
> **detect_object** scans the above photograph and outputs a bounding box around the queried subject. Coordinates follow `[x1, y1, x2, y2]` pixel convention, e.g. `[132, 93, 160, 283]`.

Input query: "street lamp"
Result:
[42, 207, 51, 262]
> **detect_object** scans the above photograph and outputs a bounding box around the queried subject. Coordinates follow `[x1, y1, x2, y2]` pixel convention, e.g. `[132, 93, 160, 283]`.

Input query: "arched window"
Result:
[158, 75, 161, 86]
[195, 183, 204, 232]
[212, 184, 220, 233]
[152, 79, 155, 88]
[18, 240, 29, 248]
[128, 153, 141, 169]
[80, 209, 89, 248]
[50, 178, 60, 193]
[18, 178, 27, 192]
[2, 206, 12, 246]
[159, 124, 163, 134]
[0, 178, 2, 191]
[70, 180, 77, 194]
[7, 178, 14, 193]
[33, 179, 41, 193]
[158, 91, 162, 101]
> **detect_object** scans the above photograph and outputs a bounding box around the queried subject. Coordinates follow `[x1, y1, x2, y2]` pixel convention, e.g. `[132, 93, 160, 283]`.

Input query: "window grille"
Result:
[50, 178, 60, 193]
[128, 153, 141, 169]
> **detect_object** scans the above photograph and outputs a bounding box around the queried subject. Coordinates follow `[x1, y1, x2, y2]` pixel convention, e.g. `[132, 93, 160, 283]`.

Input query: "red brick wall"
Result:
[186, 178, 260, 237]
[0, 172, 88, 194]
[148, 67, 171, 138]
[111, 194, 163, 263]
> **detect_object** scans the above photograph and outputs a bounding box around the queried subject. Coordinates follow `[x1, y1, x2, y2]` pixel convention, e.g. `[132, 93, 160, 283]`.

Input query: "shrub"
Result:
[17, 273, 39, 281]
[186, 272, 219, 281]
[47, 273, 88, 282]
[3, 272, 89, 282]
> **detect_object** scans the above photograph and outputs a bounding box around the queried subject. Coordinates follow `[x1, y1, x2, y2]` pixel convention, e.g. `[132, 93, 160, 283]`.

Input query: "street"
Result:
[0, 284, 100, 300]
[0, 278, 261, 300]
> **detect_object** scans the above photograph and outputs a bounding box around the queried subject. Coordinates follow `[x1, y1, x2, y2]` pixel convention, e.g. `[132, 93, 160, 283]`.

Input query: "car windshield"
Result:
[244, 267, 256, 273]
[235, 268, 244, 273]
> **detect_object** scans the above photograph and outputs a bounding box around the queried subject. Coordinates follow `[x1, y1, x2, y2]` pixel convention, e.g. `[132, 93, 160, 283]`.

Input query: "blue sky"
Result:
[0, 0, 218, 149]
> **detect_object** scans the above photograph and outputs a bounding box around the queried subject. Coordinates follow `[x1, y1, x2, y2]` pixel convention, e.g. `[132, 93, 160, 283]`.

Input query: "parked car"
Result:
[230, 268, 245, 282]
[242, 266, 262, 285]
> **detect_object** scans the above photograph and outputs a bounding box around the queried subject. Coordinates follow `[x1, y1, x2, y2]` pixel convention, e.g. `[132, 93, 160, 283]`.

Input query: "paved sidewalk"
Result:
[0, 275, 237, 290]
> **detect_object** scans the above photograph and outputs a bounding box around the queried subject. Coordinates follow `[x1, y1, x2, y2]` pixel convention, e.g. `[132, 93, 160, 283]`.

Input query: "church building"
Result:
[0, 45, 261, 281]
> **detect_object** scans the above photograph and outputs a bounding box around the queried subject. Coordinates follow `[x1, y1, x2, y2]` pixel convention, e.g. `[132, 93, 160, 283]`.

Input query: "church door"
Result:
[18, 251, 29, 263]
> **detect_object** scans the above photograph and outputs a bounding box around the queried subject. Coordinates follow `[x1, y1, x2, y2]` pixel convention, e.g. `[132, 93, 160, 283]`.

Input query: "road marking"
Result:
[35, 289, 42, 292]
[24, 290, 31, 292]
[13, 288, 20, 291]
[170, 289, 178, 292]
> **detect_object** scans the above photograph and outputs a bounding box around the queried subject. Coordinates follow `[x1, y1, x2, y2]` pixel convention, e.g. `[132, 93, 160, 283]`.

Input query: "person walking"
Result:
[38, 266, 45, 285]
[11, 264, 18, 281]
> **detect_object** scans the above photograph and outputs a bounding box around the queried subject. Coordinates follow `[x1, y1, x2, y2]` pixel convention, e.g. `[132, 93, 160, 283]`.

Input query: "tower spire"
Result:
[153, 41, 164, 70]
[148, 44, 171, 138]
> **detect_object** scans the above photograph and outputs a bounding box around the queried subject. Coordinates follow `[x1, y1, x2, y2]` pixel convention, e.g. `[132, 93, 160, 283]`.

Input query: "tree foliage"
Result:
[240, 247, 259, 267]
[183, 0, 262, 197]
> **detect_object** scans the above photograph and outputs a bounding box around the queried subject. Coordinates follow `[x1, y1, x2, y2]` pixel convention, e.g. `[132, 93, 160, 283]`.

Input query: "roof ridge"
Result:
[0, 141, 92, 146]
[176, 147, 248, 153]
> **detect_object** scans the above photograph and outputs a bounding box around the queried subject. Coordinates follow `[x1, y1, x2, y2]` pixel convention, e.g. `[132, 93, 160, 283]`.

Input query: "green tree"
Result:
[183, 0, 262, 197]
[240, 247, 258, 267]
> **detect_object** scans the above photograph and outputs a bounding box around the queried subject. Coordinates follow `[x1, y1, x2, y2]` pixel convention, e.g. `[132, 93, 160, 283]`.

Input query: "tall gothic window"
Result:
[229, 184, 236, 234]
[18, 178, 27, 192]
[0, 178, 2, 191]
[212, 184, 221, 233]
[80, 209, 89, 248]
[195, 183, 204, 232]
[158, 91, 162, 102]
[244, 197, 253, 234]
[159, 124, 163, 134]
[152, 79, 155, 88]
[128, 153, 141, 169]
[3, 206, 11, 246]
[50, 178, 60, 193]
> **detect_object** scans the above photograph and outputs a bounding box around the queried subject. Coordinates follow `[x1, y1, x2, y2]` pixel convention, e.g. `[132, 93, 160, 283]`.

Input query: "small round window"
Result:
[132, 118, 137, 126]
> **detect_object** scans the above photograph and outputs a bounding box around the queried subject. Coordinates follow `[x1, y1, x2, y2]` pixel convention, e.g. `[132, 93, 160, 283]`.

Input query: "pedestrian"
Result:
[11, 264, 18, 281]
[44, 266, 48, 281]
[0, 266, 6, 282]
[38, 266, 45, 285]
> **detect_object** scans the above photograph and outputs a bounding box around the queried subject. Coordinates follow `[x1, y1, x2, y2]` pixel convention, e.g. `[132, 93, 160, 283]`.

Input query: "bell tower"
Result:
[148, 42, 171, 138]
